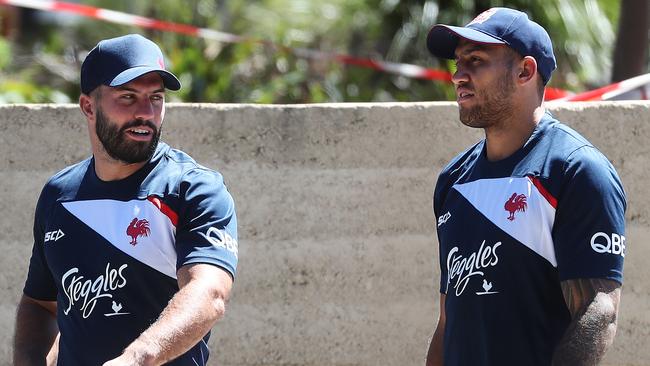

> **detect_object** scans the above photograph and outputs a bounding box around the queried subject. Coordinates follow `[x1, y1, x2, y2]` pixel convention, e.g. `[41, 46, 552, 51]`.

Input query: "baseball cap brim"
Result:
[109, 66, 181, 91]
[427, 24, 506, 59]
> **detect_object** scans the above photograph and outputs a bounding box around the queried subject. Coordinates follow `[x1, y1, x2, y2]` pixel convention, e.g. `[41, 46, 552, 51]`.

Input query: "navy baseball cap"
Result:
[426, 7, 556, 84]
[81, 34, 181, 94]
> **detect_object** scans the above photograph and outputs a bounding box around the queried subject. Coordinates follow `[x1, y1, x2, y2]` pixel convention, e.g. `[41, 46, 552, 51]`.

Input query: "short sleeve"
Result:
[23, 186, 58, 301]
[438, 240, 449, 294]
[175, 169, 238, 279]
[434, 168, 453, 294]
[553, 147, 626, 283]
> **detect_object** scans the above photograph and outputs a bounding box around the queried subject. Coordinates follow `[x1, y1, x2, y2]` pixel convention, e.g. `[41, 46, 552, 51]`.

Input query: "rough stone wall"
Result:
[0, 102, 648, 366]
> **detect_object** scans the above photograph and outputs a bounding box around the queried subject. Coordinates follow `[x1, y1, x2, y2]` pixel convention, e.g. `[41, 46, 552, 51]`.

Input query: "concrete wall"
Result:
[0, 102, 648, 366]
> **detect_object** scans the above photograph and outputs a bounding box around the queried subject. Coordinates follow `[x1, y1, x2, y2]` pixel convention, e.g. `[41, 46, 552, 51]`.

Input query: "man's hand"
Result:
[103, 263, 233, 366]
[552, 278, 621, 366]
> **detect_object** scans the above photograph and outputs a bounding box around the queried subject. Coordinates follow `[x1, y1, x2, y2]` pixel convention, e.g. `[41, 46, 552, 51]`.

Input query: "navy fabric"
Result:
[433, 112, 626, 366]
[427, 7, 557, 84]
[24, 142, 237, 366]
[81, 34, 181, 94]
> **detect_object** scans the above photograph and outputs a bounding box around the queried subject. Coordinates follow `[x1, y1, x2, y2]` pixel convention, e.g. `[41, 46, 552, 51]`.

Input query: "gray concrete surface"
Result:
[0, 102, 648, 365]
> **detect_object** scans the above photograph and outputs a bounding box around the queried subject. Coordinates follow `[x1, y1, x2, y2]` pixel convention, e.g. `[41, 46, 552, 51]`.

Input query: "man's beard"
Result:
[458, 68, 516, 129]
[95, 107, 161, 164]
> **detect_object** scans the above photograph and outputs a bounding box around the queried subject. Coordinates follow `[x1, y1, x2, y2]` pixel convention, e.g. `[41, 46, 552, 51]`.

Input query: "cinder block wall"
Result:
[0, 102, 648, 366]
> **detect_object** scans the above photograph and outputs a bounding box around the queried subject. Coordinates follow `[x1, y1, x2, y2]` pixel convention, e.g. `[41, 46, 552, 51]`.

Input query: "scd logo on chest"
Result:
[590, 232, 625, 257]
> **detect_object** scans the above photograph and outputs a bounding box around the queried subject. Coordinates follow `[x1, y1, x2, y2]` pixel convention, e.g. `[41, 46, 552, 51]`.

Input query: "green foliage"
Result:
[0, 36, 70, 102]
[525, 0, 619, 88]
[0, 79, 69, 103]
[0, 37, 11, 70]
[0, 0, 636, 103]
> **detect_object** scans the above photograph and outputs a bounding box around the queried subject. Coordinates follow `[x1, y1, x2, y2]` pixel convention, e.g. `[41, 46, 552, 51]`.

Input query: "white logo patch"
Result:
[467, 8, 498, 26]
[61, 263, 128, 318]
[199, 227, 238, 258]
[446, 240, 501, 296]
[104, 300, 130, 317]
[590, 232, 626, 257]
[438, 211, 452, 227]
[44, 229, 65, 243]
[476, 279, 498, 296]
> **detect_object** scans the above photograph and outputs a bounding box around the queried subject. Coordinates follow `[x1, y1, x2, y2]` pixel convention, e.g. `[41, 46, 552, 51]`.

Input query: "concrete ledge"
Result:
[1, 102, 648, 365]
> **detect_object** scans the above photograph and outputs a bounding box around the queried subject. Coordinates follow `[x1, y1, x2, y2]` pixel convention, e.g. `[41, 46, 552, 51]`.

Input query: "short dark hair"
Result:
[536, 75, 545, 100]
[90, 86, 102, 99]
[504, 47, 545, 101]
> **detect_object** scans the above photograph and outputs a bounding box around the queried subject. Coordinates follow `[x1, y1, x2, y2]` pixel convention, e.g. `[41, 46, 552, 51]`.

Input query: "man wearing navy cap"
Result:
[425, 8, 625, 366]
[14, 34, 238, 366]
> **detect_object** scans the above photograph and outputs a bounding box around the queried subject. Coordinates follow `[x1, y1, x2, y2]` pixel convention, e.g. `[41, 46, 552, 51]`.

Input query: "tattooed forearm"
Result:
[552, 279, 621, 366]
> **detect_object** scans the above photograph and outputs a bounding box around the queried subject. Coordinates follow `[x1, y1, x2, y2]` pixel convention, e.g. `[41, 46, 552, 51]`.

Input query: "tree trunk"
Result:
[611, 0, 649, 82]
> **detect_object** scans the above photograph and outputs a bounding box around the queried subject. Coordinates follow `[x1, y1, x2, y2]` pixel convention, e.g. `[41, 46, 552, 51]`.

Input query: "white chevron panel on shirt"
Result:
[453, 177, 557, 267]
[62, 199, 178, 279]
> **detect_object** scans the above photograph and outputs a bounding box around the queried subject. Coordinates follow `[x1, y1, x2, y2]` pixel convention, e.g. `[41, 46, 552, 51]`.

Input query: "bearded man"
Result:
[424, 8, 626, 366]
[13, 34, 238, 366]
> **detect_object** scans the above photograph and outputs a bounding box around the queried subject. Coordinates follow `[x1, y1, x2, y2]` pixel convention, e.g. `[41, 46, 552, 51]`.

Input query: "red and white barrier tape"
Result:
[558, 73, 650, 101]
[1, 0, 647, 101]
[0, 0, 245, 41]
[0, 0, 453, 82]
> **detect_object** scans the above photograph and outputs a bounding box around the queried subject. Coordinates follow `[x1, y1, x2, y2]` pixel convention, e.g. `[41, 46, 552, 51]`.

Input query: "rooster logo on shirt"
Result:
[126, 218, 150, 245]
[504, 193, 527, 221]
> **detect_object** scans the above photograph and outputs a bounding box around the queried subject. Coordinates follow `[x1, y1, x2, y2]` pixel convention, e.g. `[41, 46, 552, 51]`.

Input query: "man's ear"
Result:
[79, 93, 95, 120]
[517, 56, 538, 85]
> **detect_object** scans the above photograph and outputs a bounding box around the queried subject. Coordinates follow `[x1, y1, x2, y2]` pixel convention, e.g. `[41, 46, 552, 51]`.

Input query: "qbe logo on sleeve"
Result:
[199, 227, 238, 258]
[590, 232, 626, 257]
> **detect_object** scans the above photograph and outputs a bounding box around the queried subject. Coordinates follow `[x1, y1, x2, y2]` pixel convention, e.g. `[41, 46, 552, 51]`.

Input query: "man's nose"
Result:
[452, 66, 469, 85]
[134, 98, 155, 121]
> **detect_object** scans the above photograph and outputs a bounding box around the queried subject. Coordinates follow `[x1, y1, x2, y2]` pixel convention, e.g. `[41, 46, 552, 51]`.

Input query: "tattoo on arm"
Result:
[552, 279, 621, 366]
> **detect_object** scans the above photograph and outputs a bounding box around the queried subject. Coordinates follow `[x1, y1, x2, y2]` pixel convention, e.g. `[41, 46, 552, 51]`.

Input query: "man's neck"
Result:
[484, 106, 545, 162]
[93, 152, 147, 182]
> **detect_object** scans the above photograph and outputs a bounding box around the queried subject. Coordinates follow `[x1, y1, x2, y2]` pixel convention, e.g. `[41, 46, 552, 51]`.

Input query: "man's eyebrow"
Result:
[455, 44, 489, 58]
[115, 86, 166, 93]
